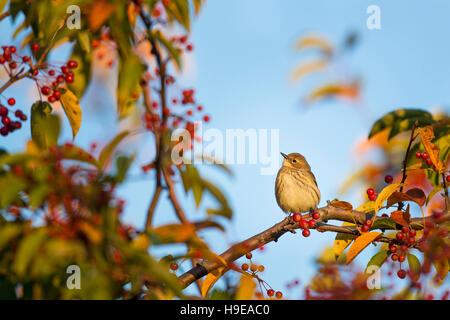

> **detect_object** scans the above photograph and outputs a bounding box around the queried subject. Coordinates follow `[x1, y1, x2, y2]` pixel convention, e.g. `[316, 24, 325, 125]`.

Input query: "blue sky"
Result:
[1, 0, 450, 297]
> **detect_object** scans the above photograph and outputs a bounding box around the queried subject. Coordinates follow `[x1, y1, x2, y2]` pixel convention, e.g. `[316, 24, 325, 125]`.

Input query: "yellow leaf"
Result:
[356, 201, 376, 213]
[333, 222, 355, 260]
[235, 274, 256, 300]
[60, 89, 82, 139]
[151, 223, 196, 244]
[346, 232, 382, 264]
[132, 234, 150, 250]
[79, 221, 102, 244]
[290, 59, 327, 82]
[374, 183, 404, 214]
[418, 126, 444, 173]
[201, 267, 227, 297]
[433, 259, 449, 281]
[295, 35, 333, 55]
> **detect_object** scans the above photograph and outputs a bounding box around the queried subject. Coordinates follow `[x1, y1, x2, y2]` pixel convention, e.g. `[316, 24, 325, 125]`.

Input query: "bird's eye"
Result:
[292, 159, 297, 163]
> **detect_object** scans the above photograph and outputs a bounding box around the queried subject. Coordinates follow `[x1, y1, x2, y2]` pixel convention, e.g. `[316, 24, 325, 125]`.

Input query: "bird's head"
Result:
[280, 152, 311, 170]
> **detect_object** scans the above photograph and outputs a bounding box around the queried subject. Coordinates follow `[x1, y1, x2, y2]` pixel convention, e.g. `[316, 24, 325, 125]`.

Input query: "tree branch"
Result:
[178, 204, 450, 289]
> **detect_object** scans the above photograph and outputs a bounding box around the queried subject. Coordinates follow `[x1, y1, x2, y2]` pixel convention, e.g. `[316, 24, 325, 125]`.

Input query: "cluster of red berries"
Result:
[415, 151, 435, 168]
[38, 60, 78, 103]
[0, 102, 27, 136]
[293, 211, 320, 237]
[241, 252, 282, 299]
[388, 226, 417, 279]
[170, 35, 194, 52]
[361, 219, 373, 232]
[366, 188, 377, 201]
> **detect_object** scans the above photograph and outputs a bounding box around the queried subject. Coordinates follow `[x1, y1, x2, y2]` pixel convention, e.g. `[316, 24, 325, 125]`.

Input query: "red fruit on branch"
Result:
[384, 175, 393, 184]
[7, 98, 15, 106]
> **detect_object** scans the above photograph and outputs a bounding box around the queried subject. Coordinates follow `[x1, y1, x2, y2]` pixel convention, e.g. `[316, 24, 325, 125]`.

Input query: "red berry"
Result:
[396, 232, 405, 241]
[421, 152, 428, 159]
[186, 110, 193, 116]
[170, 263, 178, 271]
[267, 289, 274, 297]
[362, 225, 370, 232]
[31, 43, 40, 51]
[365, 219, 373, 227]
[275, 291, 283, 299]
[409, 229, 416, 237]
[302, 229, 310, 237]
[399, 255, 406, 262]
[241, 263, 249, 271]
[389, 245, 398, 253]
[308, 219, 316, 228]
[67, 60, 78, 69]
[293, 213, 302, 222]
[22, 56, 29, 63]
[384, 175, 393, 184]
[52, 90, 61, 100]
[65, 74, 74, 83]
[415, 151, 422, 159]
[397, 269, 406, 279]
[9, 61, 17, 69]
[14, 110, 22, 117]
[7, 98, 15, 106]
[368, 194, 376, 201]
[391, 254, 399, 261]
[203, 115, 210, 122]
[299, 220, 308, 229]
[48, 96, 56, 103]
[366, 188, 375, 196]
[245, 252, 252, 259]
[152, 7, 161, 18]
[41, 86, 51, 95]
[20, 114, 27, 121]
[48, 69, 55, 76]
[312, 211, 320, 220]
[426, 159, 433, 165]
[186, 44, 194, 51]
[401, 227, 409, 234]
[61, 65, 69, 74]
[0, 106, 7, 117]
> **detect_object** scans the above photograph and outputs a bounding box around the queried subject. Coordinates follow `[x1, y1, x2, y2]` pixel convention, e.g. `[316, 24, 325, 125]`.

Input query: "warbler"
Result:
[275, 152, 320, 214]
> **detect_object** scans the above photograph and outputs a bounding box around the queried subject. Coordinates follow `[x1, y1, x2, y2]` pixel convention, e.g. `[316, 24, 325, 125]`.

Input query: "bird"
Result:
[275, 152, 320, 214]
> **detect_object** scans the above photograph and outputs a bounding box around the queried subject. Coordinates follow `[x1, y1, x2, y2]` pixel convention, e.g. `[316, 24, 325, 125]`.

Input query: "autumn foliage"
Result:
[0, 1, 449, 300]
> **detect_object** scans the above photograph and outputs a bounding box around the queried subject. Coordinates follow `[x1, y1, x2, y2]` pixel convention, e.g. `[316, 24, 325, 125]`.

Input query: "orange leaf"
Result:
[88, 0, 117, 31]
[201, 267, 228, 297]
[346, 232, 382, 264]
[418, 126, 444, 172]
[390, 210, 411, 226]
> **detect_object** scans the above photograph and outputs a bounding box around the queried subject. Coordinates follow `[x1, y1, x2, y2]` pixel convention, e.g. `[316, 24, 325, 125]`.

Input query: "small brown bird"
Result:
[275, 152, 320, 214]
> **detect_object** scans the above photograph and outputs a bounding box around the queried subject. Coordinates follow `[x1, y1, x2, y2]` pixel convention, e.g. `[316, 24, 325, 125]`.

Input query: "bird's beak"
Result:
[280, 152, 288, 159]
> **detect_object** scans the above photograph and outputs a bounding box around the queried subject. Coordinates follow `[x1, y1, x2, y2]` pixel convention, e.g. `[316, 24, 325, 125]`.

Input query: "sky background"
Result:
[1, 0, 450, 297]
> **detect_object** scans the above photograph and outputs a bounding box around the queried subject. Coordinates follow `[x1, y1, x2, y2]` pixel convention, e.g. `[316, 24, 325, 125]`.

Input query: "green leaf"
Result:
[98, 131, 130, 169]
[407, 253, 421, 273]
[29, 184, 51, 208]
[68, 35, 92, 99]
[371, 217, 397, 230]
[30, 101, 60, 149]
[13, 229, 47, 277]
[115, 154, 135, 183]
[202, 178, 232, 219]
[368, 109, 434, 140]
[165, 0, 191, 31]
[59, 88, 82, 139]
[0, 175, 27, 208]
[0, 223, 23, 251]
[366, 250, 389, 271]
[116, 53, 145, 118]
[427, 186, 444, 206]
[152, 30, 182, 72]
